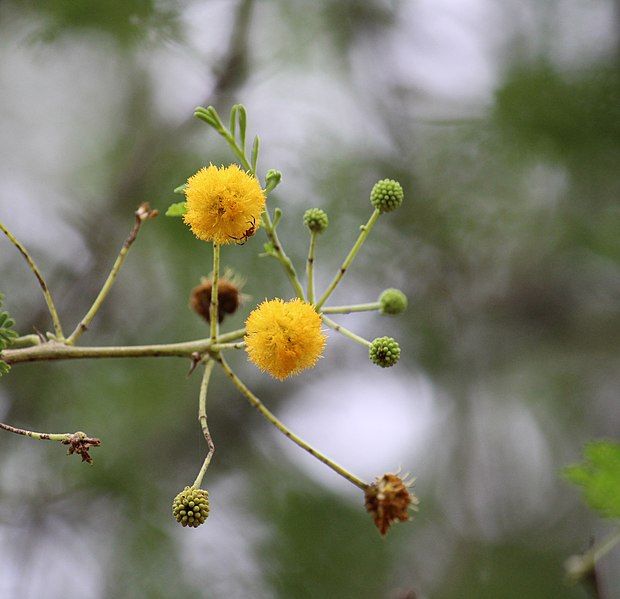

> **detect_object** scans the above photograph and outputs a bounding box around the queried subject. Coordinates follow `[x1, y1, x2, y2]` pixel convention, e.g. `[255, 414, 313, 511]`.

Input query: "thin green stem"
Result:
[66, 205, 156, 345]
[566, 528, 620, 583]
[210, 244, 221, 342]
[320, 302, 381, 314]
[1, 328, 246, 365]
[315, 209, 381, 309]
[0, 421, 75, 442]
[321, 315, 372, 348]
[223, 132, 254, 173]
[261, 210, 306, 300]
[0, 220, 64, 339]
[306, 231, 318, 304]
[216, 354, 368, 491]
[193, 359, 216, 489]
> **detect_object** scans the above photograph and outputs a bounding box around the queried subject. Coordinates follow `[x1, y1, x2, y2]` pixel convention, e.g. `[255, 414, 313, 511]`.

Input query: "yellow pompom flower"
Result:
[183, 164, 266, 245]
[245, 298, 327, 380]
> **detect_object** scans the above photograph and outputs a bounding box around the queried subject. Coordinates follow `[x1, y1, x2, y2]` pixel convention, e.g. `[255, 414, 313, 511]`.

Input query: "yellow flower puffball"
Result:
[245, 298, 327, 380]
[183, 164, 265, 245]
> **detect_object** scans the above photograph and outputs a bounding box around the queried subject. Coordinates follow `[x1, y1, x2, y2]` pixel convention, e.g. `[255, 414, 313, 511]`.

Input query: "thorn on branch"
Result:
[187, 352, 203, 377]
[61, 431, 101, 464]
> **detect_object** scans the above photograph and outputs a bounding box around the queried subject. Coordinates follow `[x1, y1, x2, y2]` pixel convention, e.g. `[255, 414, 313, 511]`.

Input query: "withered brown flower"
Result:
[62, 431, 101, 464]
[364, 473, 418, 535]
[189, 270, 246, 324]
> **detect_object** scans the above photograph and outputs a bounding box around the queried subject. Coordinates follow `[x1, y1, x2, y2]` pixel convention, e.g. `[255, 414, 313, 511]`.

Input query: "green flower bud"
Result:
[172, 486, 210, 528]
[379, 289, 408, 315]
[369, 336, 401, 368]
[303, 208, 329, 233]
[370, 179, 404, 213]
[265, 169, 282, 193]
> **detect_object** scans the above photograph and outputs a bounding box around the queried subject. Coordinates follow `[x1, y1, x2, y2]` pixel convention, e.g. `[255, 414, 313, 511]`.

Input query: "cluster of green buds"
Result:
[370, 179, 404, 213]
[303, 208, 329, 233]
[301, 181, 408, 371]
[369, 337, 401, 368]
[172, 486, 210, 528]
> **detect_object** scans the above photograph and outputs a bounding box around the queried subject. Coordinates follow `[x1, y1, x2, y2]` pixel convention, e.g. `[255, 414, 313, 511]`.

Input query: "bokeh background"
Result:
[1, 1, 619, 597]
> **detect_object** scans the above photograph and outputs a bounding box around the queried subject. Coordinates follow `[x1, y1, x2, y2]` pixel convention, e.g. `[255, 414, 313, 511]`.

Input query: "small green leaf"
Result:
[165, 202, 188, 217]
[229, 105, 239, 139]
[0, 293, 17, 353]
[194, 107, 218, 128]
[272, 207, 282, 229]
[237, 104, 247, 150]
[0, 361, 10, 377]
[194, 106, 225, 134]
[251, 134, 260, 173]
[173, 183, 187, 194]
[564, 440, 620, 519]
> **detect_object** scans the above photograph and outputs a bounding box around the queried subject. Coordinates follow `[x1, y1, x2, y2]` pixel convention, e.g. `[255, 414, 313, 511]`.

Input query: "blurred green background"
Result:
[0, 1, 619, 597]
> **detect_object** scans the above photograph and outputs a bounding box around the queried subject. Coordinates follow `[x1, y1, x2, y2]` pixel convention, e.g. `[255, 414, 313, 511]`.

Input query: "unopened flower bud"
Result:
[369, 336, 400, 368]
[303, 208, 329, 233]
[379, 289, 408, 315]
[172, 486, 210, 528]
[265, 169, 282, 193]
[370, 179, 404, 213]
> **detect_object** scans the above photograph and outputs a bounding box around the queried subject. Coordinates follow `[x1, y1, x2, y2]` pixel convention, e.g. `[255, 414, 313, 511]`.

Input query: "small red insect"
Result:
[229, 217, 256, 245]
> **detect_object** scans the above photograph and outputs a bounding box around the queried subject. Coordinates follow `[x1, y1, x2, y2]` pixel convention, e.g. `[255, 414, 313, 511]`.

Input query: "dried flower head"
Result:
[365, 473, 418, 535]
[62, 431, 101, 464]
[190, 269, 247, 324]
[245, 298, 327, 380]
[183, 164, 265, 244]
[172, 486, 210, 528]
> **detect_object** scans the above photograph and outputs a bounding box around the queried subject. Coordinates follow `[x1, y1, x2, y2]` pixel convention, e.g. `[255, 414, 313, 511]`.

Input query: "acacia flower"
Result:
[245, 298, 327, 380]
[183, 164, 265, 244]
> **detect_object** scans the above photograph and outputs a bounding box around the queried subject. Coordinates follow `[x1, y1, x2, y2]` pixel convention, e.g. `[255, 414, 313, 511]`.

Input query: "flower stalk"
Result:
[315, 209, 381, 309]
[216, 353, 368, 491]
[210, 244, 221, 342]
[261, 209, 306, 300]
[321, 314, 372, 348]
[194, 359, 216, 489]
[320, 302, 381, 314]
[306, 230, 318, 304]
